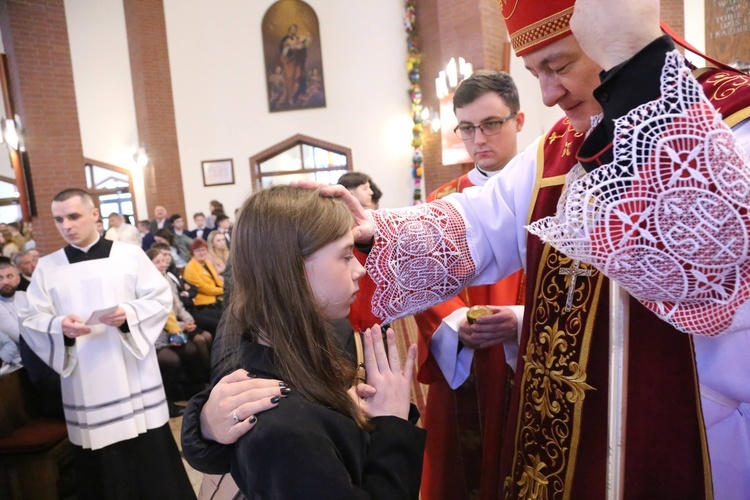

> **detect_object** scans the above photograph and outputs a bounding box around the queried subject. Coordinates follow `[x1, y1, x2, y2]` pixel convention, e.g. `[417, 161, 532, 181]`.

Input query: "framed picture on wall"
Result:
[201, 159, 235, 187]
[262, 0, 326, 112]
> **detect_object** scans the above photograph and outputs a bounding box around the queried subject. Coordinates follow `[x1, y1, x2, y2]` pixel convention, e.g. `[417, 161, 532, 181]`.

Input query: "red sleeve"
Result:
[348, 249, 384, 333]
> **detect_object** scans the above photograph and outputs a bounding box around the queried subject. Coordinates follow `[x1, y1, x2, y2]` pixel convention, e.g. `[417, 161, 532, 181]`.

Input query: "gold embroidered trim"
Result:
[435, 184, 457, 200]
[725, 106, 750, 128]
[526, 138, 547, 226]
[539, 175, 568, 188]
[505, 246, 602, 499]
[703, 71, 750, 102]
[510, 8, 573, 54]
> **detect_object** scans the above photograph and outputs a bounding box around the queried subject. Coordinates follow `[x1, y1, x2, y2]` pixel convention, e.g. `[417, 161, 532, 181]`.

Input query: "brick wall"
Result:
[419, 0, 511, 195]
[0, 0, 86, 253]
[123, 0, 186, 220]
[661, 0, 685, 37]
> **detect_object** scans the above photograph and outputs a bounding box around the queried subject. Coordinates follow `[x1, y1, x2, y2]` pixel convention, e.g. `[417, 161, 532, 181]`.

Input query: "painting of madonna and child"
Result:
[262, 0, 326, 112]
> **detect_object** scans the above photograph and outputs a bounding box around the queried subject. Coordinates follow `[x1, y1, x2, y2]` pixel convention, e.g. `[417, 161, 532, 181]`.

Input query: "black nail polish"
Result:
[270, 396, 281, 404]
[280, 387, 291, 396]
[248, 415, 257, 424]
[247, 373, 257, 378]
[279, 381, 288, 387]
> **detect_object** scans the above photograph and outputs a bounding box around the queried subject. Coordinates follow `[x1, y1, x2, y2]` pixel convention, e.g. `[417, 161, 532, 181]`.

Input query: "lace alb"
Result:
[367, 201, 476, 323]
[527, 51, 750, 337]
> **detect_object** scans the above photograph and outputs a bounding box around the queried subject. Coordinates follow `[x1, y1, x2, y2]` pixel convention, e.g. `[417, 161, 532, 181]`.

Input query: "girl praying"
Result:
[213, 185, 425, 499]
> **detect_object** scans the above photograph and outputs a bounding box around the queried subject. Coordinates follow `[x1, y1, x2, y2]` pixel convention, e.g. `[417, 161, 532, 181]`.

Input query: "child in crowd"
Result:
[195, 185, 425, 498]
[154, 228, 187, 269]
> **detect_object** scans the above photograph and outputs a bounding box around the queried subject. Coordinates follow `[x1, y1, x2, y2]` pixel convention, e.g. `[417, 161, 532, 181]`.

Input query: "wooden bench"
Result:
[0, 368, 72, 500]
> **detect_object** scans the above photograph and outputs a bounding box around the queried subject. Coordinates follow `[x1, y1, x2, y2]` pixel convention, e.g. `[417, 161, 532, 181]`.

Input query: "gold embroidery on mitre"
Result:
[497, 0, 519, 20]
[510, 7, 573, 54]
[505, 247, 602, 499]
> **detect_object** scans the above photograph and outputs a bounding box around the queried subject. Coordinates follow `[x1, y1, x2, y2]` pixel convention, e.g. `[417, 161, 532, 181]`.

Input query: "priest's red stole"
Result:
[416, 173, 525, 500]
[499, 117, 712, 499]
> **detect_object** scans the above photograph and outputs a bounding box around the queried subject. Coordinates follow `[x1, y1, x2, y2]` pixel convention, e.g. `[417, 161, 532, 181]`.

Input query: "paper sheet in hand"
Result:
[85, 305, 119, 325]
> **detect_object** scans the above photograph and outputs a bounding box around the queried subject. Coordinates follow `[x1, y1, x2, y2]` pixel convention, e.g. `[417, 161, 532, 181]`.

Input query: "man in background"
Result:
[149, 205, 172, 234]
[12, 250, 36, 292]
[104, 212, 141, 246]
[18, 188, 194, 499]
[414, 71, 525, 500]
[0, 261, 22, 368]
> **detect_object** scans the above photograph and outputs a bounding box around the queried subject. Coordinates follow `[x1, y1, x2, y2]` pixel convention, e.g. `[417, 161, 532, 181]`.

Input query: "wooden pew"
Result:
[0, 368, 72, 500]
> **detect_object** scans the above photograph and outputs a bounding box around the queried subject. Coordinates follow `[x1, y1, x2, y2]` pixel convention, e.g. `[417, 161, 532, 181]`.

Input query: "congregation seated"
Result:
[147, 249, 211, 417]
[182, 238, 223, 334]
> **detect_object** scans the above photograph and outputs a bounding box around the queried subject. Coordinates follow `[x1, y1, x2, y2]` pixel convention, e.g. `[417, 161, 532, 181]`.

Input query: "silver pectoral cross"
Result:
[559, 260, 593, 312]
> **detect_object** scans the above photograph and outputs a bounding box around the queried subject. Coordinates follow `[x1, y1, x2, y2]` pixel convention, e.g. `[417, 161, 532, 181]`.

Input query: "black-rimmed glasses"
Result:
[453, 112, 517, 140]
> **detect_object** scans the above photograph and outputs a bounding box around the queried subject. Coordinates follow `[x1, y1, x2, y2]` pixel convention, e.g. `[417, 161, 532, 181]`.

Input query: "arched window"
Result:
[249, 134, 351, 192]
[0, 174, 20, 222]
[84, 159, 137, 229]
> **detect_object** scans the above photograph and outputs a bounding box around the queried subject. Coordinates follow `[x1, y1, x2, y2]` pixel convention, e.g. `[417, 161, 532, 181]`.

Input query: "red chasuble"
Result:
[415, 173, 525, 500]
[498, 69, 750, 496]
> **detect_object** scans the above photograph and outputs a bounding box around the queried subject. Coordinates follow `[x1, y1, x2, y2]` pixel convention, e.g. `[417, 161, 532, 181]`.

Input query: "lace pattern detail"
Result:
[527, 50, 750, 337]
[367, 201, 476, 322]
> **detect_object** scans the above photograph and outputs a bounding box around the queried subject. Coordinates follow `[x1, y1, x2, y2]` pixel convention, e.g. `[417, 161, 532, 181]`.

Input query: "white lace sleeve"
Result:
[367, 201, 477, 322]
[527, 51, 750, 337]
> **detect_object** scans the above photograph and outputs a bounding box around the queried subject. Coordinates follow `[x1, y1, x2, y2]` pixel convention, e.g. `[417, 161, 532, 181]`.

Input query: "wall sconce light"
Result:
[435, 57, 473, 99]
[132, 145, 149, 168]
[1, 115, 24, 151]
[420, 106, 442, 133]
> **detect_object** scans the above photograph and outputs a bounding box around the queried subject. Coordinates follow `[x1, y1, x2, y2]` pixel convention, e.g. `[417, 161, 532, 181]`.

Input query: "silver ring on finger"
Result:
[232, 409, 239, 424]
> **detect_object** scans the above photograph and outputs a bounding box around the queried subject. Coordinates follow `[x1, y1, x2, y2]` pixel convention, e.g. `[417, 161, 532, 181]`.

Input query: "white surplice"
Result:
[17, 241, 172, 450]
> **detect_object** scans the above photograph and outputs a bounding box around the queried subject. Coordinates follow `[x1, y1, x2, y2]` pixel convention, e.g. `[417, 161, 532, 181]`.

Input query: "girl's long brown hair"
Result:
[223, 185, 367, 428]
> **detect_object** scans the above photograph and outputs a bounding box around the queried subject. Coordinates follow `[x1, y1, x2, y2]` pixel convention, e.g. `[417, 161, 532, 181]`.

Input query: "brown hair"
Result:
[453, 70, 520, 114]
[224, 185, 367, 428]
[146, 248, 162, 261]
[337, 171, 371, 190]
[52, 188, 95, 207]
[149, 242, 171, 253]
[154, 228, 174, 246]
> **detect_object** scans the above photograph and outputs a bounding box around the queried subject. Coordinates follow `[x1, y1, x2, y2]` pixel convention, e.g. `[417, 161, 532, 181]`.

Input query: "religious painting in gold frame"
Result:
[262, 0, 326, 113]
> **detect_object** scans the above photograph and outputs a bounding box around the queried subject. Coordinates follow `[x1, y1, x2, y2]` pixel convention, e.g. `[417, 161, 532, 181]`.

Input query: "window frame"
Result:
[249, 134, 352, 192]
